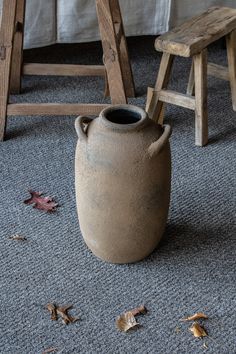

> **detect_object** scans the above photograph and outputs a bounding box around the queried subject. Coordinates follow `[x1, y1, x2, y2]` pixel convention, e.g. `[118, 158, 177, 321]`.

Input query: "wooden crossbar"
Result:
[7, 103, 109, 116]
[208, 62, 229, 80]
[158, 90, 196, 110]
[23, 63, 106, 77]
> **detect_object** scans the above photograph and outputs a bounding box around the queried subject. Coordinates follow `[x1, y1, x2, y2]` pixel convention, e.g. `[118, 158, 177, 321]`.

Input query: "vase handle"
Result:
[148, 124, 172, 157]
[75, 116, 93, 142]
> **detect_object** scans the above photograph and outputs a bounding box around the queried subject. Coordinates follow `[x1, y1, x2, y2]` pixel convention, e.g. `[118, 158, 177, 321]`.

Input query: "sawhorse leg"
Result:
[0, 0, 18, 141]
[96, 0, 135, 104]
[10, 0, 26, 94]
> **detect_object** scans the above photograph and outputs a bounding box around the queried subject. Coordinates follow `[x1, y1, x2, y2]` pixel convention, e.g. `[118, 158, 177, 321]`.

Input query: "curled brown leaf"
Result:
[46, 303, 79, 324]
[42, 348, 58, 354]
[116, 305, 147, 332]
[189, 322, 208, 338]
[46, 303, 58, 321]
[181, 312, 208, 322]
[130, 305, 147, 316]
[9, 234, 27, 241]
[56, 305, 79, 325]
[116, 311, 139, 332]
[175, 326, 181, 334]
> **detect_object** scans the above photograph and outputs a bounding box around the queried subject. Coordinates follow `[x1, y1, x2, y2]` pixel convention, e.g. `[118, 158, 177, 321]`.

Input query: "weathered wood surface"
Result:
[110, 0, 135, 98]
[96, 0, 127, 104]
[0, 0, 17, 141]
[187, 62, 195, 95]
[187, 61, 229, 97]
[226, 29, 236, 110]
[155, 7, 236, 57]
[158, 90, 195, 110]
[193, 49, 208, 146]
[7, 103, 109, 116]
[23, 63, 105, 76]
[146, 53, 174, 123]
[9, 0, 25, 94]
[208, 62, 229, 80]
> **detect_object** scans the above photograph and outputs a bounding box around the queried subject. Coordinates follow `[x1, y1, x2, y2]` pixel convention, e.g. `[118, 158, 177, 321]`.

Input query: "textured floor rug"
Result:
[0, 37, 235, 354]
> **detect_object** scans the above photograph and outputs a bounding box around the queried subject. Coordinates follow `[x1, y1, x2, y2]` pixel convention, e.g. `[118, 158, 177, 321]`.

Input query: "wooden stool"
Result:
[146, 6, 236, 146]
[0, 0, 135, 141]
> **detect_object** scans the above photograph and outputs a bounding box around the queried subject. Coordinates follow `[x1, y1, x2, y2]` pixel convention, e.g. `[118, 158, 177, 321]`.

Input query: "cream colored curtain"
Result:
[0, 0, 172, 48]
[170, 0, 236, 27]
[0, 0, 235, 49]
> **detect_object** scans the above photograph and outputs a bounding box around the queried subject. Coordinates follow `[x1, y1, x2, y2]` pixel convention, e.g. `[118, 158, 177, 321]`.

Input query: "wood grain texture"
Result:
[158, 90, 195, 110]
[187, 62, 195, 96]
[155, 6, 236, 57]
[9, 0, 25, 94]
[208, 62, 229, 80]
[23, 63, 106, 76]
[226, 29, 236, 111]
[110, 0, 135, 97]
[0, 0, 17, 141]
[193, 49, 208, 146]
[187, 62, 229, 97]
[96, 0, 127, 104]
[146, 53, 174, 124]
[7, 103, 109, 116]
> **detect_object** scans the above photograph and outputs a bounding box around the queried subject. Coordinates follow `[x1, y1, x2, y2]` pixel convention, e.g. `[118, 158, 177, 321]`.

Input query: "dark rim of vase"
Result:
[100, 105, 149, 131]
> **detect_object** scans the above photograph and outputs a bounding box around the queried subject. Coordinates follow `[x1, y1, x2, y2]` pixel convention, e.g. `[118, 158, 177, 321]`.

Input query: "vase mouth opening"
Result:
[100, 105, 148, 130]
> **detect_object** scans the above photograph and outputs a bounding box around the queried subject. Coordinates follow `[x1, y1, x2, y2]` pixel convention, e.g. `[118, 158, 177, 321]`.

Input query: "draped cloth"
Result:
[0, 0, 235, 49]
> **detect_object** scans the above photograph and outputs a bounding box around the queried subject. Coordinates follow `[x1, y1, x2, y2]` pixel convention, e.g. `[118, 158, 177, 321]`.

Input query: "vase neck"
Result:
[100, 105, 149, 132]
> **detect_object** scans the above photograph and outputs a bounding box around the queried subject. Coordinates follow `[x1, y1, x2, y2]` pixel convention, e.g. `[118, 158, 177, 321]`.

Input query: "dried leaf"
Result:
[203, 342, 208, 349]
[42, 348, 58, 354]
[175, 326, 181, 334]
[24, 190, 58, 212]
[46, 303, 58, 321]
[181, 312, 208, 321]
[9, 234, 27, 241]
[130, 305, 147, 316]
[56, 305, 79, 325]
[116, 311, 139, 332]
[189, 322, 208, 338]
[46, 303, 78, 325]
[116, 305, 147, 332]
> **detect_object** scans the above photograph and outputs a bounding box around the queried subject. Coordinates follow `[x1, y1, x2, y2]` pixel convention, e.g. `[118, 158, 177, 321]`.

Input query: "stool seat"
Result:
[155, 6, 236, 57]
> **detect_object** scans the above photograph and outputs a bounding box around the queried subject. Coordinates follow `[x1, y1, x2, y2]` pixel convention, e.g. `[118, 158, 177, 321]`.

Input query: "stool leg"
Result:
[193, 49, 208, 146]
[146, 52, 174, 124]
[226, 29, 236, 111]
[187, 61, 195, 96]
[0, 0, 18, 141]
[96, 0, 127, 104]
[10, 0, 26, 94]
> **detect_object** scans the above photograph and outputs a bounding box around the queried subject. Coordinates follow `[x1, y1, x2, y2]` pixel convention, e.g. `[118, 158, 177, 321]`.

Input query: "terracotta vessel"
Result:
[75, 105, 172, 264]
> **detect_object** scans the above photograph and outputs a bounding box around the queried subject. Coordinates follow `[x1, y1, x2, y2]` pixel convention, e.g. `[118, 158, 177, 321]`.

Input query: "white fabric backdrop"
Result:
[170, 0, 236, 26]
[0, 0, 235, 49]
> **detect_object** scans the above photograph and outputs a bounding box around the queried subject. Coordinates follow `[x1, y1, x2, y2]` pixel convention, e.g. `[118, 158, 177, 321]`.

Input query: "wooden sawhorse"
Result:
[0, 0, 135, 140]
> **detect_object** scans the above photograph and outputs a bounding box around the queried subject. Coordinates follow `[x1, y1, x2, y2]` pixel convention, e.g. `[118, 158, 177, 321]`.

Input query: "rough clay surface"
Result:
[75, 112, 171, 263]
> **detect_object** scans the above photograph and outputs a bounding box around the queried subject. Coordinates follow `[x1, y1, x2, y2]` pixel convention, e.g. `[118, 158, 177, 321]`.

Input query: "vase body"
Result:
[75, 105, 172, 263]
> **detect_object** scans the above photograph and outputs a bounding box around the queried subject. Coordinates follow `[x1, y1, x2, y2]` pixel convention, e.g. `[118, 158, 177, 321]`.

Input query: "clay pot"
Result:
[75, 105, 172, 264]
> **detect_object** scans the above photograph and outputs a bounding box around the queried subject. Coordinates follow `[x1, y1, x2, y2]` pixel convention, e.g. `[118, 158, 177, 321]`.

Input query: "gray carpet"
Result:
[0, 37, 236, 354]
